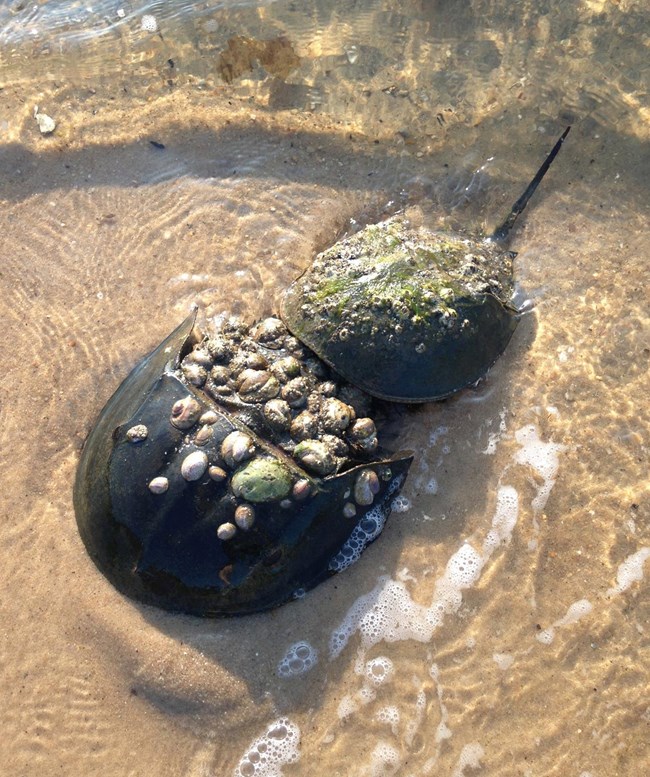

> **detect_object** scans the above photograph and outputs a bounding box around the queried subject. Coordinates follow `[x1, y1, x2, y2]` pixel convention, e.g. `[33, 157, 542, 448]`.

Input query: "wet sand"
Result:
[0, 1, 648, 775]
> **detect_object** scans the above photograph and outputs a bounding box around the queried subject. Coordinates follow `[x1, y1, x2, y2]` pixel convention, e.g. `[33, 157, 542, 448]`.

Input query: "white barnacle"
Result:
[221, 431, 255, 468]
[199, 410, 219, 425]
[170, 395, 202, 430]
[148, 476, 169, 494]
[181, 451, 208, 481]
[208, 465, 227, 482]
[234, 504, 256, 530]
[126, 424, 148, 443]
[343, 502, 357, 518]
[217, 522, 236, 541]
[354, 468, 380, 506]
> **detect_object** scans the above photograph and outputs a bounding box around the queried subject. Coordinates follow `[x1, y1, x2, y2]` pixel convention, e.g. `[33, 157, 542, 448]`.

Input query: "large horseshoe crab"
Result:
[74, 128, 570, 616]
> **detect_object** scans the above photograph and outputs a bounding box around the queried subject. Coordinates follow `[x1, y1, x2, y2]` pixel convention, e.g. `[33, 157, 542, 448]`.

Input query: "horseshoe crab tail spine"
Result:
[489, 126, 571, 243]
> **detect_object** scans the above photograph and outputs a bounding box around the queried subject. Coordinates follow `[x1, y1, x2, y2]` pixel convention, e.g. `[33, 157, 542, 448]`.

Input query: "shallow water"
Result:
[0, 1, 648, 775]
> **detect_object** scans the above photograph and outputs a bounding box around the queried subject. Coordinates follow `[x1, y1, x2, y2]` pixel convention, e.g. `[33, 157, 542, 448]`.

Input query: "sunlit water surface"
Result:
[0, 1, 648, 776]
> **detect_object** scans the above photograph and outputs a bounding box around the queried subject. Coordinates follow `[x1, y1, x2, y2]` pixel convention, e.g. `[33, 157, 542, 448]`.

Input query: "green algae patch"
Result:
[281, 217, 518, 402]
[231, 457, 293, 503]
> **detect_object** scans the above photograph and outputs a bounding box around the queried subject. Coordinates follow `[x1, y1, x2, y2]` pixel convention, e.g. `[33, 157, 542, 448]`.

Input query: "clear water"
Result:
[0, 1, 648, 775]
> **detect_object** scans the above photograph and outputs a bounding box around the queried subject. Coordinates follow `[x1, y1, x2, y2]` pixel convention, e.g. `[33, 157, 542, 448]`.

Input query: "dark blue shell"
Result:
[281, 221, 519, 402]
[281, 129, 572, 402]
[74, 313, 412, 616]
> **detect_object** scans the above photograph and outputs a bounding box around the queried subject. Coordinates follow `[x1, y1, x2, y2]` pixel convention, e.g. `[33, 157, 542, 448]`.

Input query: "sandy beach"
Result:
[0, 1, 648, 775]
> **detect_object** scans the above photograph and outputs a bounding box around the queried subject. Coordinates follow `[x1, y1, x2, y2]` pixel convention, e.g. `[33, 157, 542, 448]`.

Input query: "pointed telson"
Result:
[490, 126, 571, 243]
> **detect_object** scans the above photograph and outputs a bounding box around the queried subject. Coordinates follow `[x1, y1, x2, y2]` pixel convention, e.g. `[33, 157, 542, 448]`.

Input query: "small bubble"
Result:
[277, 641, 318, 678]
[391, 495, 411, 512]
[141, 14, 157, 32]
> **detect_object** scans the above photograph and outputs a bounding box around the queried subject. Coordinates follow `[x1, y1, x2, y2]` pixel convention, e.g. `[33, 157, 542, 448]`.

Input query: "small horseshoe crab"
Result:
[74, 128, 570, 616]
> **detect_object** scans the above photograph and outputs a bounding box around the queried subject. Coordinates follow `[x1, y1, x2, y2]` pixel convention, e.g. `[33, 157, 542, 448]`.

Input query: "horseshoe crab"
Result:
[74, 128, 570, 616]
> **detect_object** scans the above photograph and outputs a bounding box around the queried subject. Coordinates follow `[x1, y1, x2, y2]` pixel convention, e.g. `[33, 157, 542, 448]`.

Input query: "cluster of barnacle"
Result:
[123, 316, 393, 544]
[178, 316, 381, 478]
[456, 243, 516, 300]
[147, 407, 307, 541]
[291, 221, 483, 348]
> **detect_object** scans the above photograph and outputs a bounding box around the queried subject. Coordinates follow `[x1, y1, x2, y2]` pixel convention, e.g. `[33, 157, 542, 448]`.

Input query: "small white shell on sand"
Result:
[35, 112, 56, 134]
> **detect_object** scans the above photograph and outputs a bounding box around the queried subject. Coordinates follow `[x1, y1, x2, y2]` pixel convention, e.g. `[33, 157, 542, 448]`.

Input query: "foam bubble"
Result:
[425, 477, 438, 494]
[404, 689, 427, 746]
[436, 721, 453, 743]
[375, 705, 400, 734]
[514, 425, 565, 512]
[493, 652, 514, 670]
[331, 543, 486, 658]
[329, 489, 520, 658]
[329, 475, 405, 573]
[482, 486, 519, 556]
[233, 718, 300, 777]
[391, 494, 411, 512]
[358, 581, 433, 647]
[556, 599, 593, 626]
[358, 685, 376, 704]
[329, 577, 433, 658]
[538, 598, 593, 645]
[451, 743, 485, 777]
[396, 567, 417, 583]
[536, 627, 555, 645]
[337, 695, 357, 720]
[429, 425, 448, 445]
[277, 641, 318, 679]
[429, 663, 452, 745]
[483, 432, 500, 455]
[364, 656, 395, 687]
[482, 408, 508, 455]
[140, 14, 158, 32]
[607, 547, 650, 596]
[329, 584, 379, 658]
[368, 741, 401, 777]
[444, 543, 484, 590]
